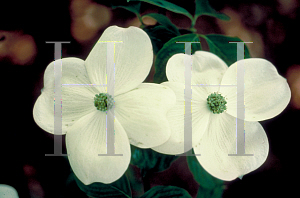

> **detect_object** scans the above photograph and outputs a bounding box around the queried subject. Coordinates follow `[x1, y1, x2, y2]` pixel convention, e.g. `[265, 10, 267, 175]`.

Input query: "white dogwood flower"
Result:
[153, 51, 291, 181]
[33, 26, 176, 185]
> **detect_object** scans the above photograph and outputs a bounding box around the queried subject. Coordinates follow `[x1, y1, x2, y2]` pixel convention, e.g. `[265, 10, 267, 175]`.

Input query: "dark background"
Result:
[1, 0, 299, 197]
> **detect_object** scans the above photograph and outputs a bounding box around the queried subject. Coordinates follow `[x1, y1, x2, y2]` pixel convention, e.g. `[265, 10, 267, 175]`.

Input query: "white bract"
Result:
[33, 26, 176, 185]
[153, 51, 291, 181]
[0, 184, 19, 198]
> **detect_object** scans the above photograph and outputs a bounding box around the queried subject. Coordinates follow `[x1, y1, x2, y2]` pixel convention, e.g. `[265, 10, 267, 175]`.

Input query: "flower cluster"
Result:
[94, 93, 114, 112]
[207, 92, 227, 114]
[33, 25, 291, 185]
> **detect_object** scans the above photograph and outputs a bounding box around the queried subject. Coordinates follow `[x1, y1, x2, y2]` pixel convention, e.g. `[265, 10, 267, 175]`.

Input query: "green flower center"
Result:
[94, 93, 114, 112]
[207, 92, 227, 114]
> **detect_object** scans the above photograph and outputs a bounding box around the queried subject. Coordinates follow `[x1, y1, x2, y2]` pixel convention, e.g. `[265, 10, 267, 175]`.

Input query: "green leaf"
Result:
[186, 153, 223, 190]
[130, 145, 179, 176]
[200, 34, 251, 66]
[115, 3, 141, 16]
[194, 0, 230, 21]
[74, 173, 132, 198]
[65, 173, 88, 198]
[153, 34, 201, 83]
[124, 165, 144, 197]
[142, 13, 180, 36]
[129, 0, 193, 20]
[143, 24, 179, 55]
[141, 186, 192, 198]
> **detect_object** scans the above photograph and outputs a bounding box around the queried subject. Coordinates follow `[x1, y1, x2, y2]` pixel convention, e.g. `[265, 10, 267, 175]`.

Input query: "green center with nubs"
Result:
[207, 92, 227, 114]
[94, 93, 114, 111]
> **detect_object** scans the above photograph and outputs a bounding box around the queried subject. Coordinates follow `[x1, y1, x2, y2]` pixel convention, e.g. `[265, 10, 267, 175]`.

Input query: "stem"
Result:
[189, 17, 197, 33]
[137, 13, 145, 27]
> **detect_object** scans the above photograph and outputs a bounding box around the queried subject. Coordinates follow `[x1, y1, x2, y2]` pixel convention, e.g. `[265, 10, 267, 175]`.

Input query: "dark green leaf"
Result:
[141, 186, 192, 198]
[130, 145, 179, 176]
[129, 0, 193, 20]
[200, 34, 251, 66]
[74, 173, 132, 198]
[65, 173, 88, 198]
[186, 153, 223, 190]
[194, 0, 230, 21]
[124, 165, 144, 198]
[142, 13, 180, 36]
[143, 24, 179, 55]
[153, 34, 201, 83]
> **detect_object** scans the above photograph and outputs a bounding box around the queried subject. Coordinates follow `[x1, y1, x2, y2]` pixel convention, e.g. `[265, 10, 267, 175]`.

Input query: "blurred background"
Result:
[1, 0, 299, 197]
